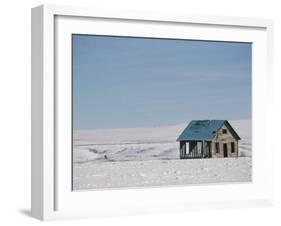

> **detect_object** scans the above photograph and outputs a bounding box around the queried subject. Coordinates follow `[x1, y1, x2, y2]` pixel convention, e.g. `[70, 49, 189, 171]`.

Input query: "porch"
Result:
[179, 140, 212, 159]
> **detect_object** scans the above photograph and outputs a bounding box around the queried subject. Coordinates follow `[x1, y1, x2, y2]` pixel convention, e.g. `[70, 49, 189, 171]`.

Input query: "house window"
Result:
[222, 129, 227, 134]
[231, 142, 235, 153]
[215, 142, 220, 153]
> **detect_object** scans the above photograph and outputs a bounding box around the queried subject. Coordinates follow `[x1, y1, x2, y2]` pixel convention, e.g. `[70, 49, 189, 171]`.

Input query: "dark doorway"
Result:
[223, 143, 228, 157]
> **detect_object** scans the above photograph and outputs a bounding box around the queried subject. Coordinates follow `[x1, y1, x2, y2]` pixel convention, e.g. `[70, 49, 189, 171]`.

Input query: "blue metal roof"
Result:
[177, 120, 240, 141]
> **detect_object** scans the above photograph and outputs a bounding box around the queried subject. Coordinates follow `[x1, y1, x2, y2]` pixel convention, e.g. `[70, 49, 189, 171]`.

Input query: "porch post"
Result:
[202, 140, 205, 158]
[179, 141, 183, 159]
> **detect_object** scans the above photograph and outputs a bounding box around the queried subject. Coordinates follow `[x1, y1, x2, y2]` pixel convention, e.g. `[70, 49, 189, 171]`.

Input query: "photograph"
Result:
[72, 35, 252, 190]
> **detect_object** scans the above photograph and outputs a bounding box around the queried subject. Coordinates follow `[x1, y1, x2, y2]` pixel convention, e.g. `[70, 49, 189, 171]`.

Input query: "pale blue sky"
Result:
[73, 35, 251, 129]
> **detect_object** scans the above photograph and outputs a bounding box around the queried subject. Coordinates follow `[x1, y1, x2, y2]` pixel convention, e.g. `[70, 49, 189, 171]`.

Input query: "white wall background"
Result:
[0, 0, 280, 225]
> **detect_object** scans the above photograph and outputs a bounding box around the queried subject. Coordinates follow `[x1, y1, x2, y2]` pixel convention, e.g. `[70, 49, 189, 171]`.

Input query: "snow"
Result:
[73, 120, 252, 190]
[73, 158, 251, 190]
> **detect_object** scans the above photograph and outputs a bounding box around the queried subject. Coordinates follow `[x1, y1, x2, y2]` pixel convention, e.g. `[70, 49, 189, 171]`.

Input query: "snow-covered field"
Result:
[73, 120, 252, 190]
[73, 158, 251, 190]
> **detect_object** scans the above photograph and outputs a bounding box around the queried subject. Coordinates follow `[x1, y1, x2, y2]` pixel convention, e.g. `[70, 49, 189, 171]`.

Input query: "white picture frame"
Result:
[31, 4, 274, 221]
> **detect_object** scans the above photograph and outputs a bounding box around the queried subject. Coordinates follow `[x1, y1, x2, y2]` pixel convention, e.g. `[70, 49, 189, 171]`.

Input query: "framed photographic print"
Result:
[31, 4, 274, 221]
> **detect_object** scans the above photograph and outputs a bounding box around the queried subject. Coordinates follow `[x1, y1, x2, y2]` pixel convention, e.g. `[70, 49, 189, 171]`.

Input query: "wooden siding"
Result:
[211, 124, 238, 158]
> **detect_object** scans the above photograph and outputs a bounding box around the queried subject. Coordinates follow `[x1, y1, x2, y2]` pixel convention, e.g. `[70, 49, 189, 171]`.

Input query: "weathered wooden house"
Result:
[177, 120, 240, 159]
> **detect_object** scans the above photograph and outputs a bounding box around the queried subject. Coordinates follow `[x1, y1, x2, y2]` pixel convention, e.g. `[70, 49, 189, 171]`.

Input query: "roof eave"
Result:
[177, 138, 213, 142]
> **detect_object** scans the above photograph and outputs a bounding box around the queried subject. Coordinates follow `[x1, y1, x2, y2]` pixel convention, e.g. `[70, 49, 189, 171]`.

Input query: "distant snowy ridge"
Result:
[73, 120, 251, 164]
